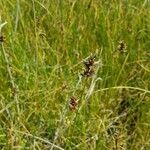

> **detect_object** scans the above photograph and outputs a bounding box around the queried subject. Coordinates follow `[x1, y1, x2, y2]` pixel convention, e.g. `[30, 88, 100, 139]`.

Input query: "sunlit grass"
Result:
[0, 0, 150, 149]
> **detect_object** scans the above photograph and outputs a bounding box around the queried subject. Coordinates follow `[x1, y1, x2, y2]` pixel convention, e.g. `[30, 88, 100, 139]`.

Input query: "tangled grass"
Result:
[0, 0, 150, 149]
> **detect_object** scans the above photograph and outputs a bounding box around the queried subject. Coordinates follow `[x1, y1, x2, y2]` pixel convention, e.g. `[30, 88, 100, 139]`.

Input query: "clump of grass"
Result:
[0, 0, 150, 149]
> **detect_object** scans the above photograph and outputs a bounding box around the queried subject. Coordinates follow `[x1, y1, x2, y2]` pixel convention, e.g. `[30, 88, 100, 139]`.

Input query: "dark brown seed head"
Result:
[69, 96, 78, 111]
[0, 35, 5, 43]
[82, 56, 96, 77]
[84, 56, 96, 69]
[82, 68, 95, 77]
[117, 40, 127, 52]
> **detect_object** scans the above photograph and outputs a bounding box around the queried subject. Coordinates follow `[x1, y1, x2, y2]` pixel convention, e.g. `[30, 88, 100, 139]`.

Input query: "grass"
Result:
[0, 0, 150, 149]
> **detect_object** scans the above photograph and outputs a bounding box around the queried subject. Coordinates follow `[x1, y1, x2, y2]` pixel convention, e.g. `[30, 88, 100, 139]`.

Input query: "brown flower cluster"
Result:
[68, 55, 97, 111]
[117, 40, 127, 52]
[81, 56, 96, 77]
[0, 35, 5, 43]
[69, 96, 78, 111]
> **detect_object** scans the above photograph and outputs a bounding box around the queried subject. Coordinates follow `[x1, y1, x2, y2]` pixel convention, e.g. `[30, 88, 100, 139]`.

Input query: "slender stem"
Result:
[14, 130, 64, 150]
[14, 0, 20, 32]
[1, 44, 20, 114]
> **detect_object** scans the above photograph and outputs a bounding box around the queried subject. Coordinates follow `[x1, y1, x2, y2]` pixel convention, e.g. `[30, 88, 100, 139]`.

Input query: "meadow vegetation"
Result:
[0, 0, 150, 149]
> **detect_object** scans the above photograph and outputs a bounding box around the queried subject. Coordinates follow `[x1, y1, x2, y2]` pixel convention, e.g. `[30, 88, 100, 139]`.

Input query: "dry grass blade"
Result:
[95, 86, 150, 94]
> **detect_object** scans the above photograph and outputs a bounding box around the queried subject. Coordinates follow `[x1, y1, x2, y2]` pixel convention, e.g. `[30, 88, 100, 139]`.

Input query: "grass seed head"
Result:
[82, 56, 96, 77]
[84, 56, 96, 69]
[0, 35, 5, 43]
[69, 96, 78, 111]
[117, 40, 127, 52]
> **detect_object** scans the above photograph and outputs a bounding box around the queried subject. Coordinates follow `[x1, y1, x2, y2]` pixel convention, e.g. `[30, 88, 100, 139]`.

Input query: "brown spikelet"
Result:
[69, 96, 78, 111]
[0, 35, 5, 43]
[117, 40, 127, 52]
[82, 56, 96, 77]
